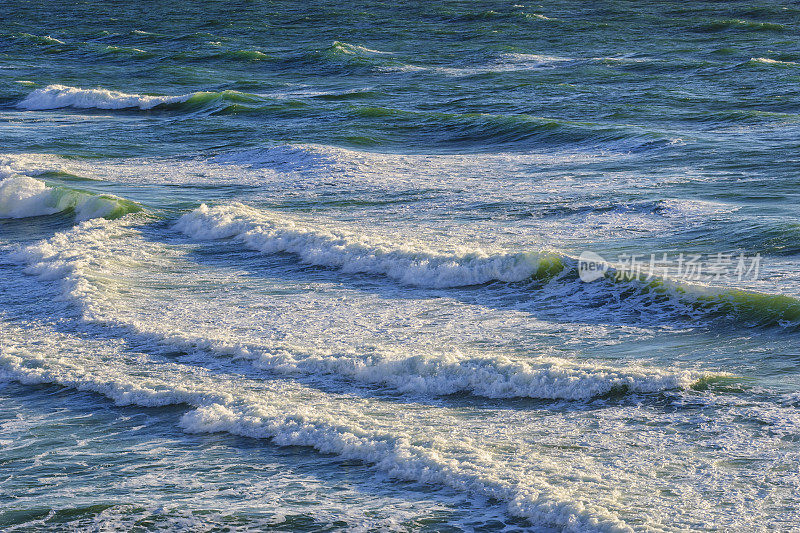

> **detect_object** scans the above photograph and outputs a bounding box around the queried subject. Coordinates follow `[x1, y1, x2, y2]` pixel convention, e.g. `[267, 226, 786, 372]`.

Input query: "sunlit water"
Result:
[2, 1, 800, 531]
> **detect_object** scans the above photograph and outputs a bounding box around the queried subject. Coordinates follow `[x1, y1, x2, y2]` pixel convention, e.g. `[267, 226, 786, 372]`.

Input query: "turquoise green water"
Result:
[2, 1, 800, 531]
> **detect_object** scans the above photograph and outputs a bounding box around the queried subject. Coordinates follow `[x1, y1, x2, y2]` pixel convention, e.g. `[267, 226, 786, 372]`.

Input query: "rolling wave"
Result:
[175, 203, 800, 329]
[347, 106, 670, 148]
[0, 175, 139, 221]
[18, 84, 193, 110]
[14, 85, 669, 149]
[175, 203, 560, 288]
[16, 84, 259, 112]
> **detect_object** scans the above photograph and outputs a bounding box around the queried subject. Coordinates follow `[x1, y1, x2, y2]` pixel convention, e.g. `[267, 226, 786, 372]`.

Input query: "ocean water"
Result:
[2, 1, 800, 531]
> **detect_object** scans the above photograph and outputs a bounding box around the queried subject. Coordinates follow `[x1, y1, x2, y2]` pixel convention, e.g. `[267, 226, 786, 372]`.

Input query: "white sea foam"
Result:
[384, 51, 572, 76]
[0, 175, 60, 218]
[4, 214, 789, 531]
[330, 41, 392, 55]
[750, 57, 797, 66]
[1, 317, 795, 531]
[9, 218, 137, 318]
[192, 343, 704, 400]
[657, 198, 738, 218]
[103, 45, 151, 56]
[0, 175, 135, 220]
[179, 403, 632, 533]
[209, 144, 337, 171]
[502, 52, 571, 64]
[17, 84, 195, 110]
[175, 203, 553, 288]
[524, 13, 553, 20]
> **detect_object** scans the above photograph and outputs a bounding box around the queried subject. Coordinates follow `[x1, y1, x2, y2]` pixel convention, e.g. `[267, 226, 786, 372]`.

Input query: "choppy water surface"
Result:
[2, 1, 800, 531]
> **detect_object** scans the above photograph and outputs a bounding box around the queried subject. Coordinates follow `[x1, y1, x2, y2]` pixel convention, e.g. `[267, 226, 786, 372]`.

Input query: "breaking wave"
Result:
[16, 84, 259, 112]
[175, 203, 561, 288]
[18, 84, 194, 110]
[0, 175, 139, 221]
[175, 203, 800, 329]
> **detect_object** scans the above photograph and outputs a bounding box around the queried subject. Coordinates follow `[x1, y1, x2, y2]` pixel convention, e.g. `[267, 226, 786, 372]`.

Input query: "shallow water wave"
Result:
[0, 175, 139, 221]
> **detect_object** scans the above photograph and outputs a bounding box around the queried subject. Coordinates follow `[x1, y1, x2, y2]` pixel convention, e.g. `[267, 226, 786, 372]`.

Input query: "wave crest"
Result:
[17, 84, 194, 110]
[175, 203, 560, 288]
[329, 41, 391, 56]
[0, 175, 139, 221]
